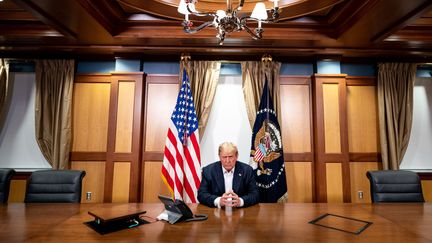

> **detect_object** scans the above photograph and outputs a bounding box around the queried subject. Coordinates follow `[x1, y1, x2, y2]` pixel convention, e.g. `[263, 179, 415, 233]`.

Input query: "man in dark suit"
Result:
[198, 142, 259, 208]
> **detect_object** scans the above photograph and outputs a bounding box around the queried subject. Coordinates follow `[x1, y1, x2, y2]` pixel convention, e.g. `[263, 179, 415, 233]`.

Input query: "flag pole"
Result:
[183, 70, 189, 146]
[265, 74, 269, 133]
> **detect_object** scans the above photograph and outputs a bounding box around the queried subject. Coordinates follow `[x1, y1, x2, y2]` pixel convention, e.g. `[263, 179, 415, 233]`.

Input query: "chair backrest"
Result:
[0, 169, 15, 203]
[366, 170, 424, 203]
[25, 170, 86, 203]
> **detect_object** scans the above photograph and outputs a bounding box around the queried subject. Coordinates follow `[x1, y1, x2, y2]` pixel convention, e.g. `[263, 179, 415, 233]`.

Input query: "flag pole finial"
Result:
[261, 54, 272, 63]
[181, 53, 191, 62]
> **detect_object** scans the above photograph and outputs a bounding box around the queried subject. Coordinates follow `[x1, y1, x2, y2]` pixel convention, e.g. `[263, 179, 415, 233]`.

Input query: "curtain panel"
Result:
[180, 61, 221, 138]
[0, 59, 10, 133]
[377, 63, 417, 170]
[241, 61, 281, 128]
[35, 59, 75, 169]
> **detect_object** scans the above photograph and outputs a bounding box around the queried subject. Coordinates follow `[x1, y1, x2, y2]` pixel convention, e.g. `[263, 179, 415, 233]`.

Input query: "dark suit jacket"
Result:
[198, 161, 259, 207]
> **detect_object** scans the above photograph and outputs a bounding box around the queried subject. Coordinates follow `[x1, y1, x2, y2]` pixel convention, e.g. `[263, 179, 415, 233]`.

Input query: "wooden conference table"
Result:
[1, 203, 432, 242]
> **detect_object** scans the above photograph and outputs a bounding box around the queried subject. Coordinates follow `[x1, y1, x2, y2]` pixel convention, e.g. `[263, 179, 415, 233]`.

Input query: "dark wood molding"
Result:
[313, 74, 347, 80]
[338, 76, 351, 203]
[332, 0, 380, 38]
[349, 152, 382, 162]
[145, 74, 179, 84]
[13, 0, 77, 39]
[284, 153, 313, 162]
[103, 75, 119, 202]
[76, 0, 125, 35]
[129, 73, 145, 202]
[74, 74, 113, 83]
[70, 152, 106, 161]
[312, 74, 327, 202]
[3, 0, 432, 59]
[371, 0, 432, 42]
[280, 76, 311, 85]
[141, 152, 315, 163]
[346, 76, 376, 86]
[12, 172, 32, 180]
[308, 74, 316, 203]
[142, 152, 164, 161]
[418, 173, 432, 180]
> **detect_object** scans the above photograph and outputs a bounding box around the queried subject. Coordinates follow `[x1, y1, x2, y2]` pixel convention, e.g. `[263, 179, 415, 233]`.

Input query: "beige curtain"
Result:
[0, 59, 10, 132]
[35, 59, 75, 170]
[180, 60, 221, 138]
[241, 61, 281, 127]
[378, 63, 417, 170]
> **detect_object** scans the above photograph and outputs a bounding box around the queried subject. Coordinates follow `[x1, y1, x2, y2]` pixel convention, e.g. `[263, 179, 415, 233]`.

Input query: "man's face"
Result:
[219, 149, 238, 172]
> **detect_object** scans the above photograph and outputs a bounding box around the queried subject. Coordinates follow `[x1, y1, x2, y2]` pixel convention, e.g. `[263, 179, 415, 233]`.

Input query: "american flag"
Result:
[161, 70, 201, 203]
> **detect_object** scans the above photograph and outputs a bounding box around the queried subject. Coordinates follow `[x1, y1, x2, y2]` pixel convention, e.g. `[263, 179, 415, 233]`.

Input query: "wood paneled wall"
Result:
[313, 75, 382, 203]
[9, 71, 432, 203]
[142, 75, 178, 202]
[280, 76, 314, 202]
[68, 72, 386, 204]
[347, 78, 381, 203]
[70, 73, 144, 203]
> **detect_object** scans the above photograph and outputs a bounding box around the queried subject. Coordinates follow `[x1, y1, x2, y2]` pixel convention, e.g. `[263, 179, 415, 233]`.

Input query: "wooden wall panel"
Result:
[72, 83, 110, 152]
[8, 180, 26, 202]
[422, 181, 432, 202]
[280, 85, 311, 153]
[347, 86, 379, 152]
[143, 161, 171, 203]
[326, 163, 343, 202]
[349, 162, 380, 203]
[71, 161, 106, 203]
[115, 82, 135, 153]
[286, 162, 313, 202]
[145, 83, 178, 151]
[322, 84, 341, 153]
[112, 162, 131, 203]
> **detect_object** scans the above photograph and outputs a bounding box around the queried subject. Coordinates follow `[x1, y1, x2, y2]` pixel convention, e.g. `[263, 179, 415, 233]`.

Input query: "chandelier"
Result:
[177, 0, 280, 45]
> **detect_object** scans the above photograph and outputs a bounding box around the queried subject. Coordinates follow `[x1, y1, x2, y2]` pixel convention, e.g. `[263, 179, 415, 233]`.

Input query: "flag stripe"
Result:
[183, 141, 200, 190]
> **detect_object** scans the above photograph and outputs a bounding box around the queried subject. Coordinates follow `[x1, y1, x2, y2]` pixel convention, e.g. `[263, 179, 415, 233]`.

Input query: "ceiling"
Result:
[1, 0, 432, 60]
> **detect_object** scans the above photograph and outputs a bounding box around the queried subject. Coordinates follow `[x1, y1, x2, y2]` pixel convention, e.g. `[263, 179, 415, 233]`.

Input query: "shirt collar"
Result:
[222, 166, 235, 174]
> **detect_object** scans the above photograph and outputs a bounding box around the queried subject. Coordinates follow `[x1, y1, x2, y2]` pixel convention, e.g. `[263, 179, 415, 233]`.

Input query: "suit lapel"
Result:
[214, 162, 225, 193]
[232, 162, 243, 193]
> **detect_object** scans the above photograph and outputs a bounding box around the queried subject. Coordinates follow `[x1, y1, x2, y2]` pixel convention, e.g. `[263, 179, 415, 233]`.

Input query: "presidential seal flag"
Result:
[250, 79, 288, 203]
[161, 70, 201, 203]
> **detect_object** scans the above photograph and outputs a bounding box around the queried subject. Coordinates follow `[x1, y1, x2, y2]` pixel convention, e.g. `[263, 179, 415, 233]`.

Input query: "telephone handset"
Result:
[158, 195, 208, 224]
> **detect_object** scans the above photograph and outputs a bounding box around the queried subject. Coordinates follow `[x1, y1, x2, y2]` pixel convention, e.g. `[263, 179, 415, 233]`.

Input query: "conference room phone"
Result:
[158, 195, 208, 224]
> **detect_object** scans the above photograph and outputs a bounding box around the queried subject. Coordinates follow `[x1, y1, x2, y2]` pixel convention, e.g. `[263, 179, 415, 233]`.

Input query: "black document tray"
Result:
[84, 205, 148, 234]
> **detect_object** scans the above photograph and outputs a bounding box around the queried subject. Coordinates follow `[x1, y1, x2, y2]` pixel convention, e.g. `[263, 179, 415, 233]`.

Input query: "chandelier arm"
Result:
[232, 0, 245, 14]
[241, 16, 278, 24]
[186, 4, 217, 18]
[184, 21, 216, 34]
[242, 24, 263, 40]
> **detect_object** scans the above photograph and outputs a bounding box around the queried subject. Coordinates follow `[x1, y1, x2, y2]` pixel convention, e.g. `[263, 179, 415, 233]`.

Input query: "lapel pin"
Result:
[239, 173, 242, 177]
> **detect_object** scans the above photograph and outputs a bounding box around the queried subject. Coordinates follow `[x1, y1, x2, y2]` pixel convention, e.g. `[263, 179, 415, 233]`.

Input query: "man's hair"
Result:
[218, 142, 238, 156]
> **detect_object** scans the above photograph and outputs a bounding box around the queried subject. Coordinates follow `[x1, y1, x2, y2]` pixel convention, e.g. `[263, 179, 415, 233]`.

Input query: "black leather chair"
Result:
[25, 170, 86, 203]
[366, 170, 424, 203]
[0, 169, 15, 203]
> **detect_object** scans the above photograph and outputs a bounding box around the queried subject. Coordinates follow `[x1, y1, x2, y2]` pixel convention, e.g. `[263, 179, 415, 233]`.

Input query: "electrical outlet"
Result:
[86, 192, 92, 201]
[358, 191, 364, 199]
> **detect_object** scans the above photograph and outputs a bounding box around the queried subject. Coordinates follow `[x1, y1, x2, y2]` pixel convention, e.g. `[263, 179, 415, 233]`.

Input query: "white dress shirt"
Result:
[214, 167, 244, 208]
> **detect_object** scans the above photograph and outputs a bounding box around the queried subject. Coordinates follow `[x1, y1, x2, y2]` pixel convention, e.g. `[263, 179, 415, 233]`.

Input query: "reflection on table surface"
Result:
[0, 203, 431, 242]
